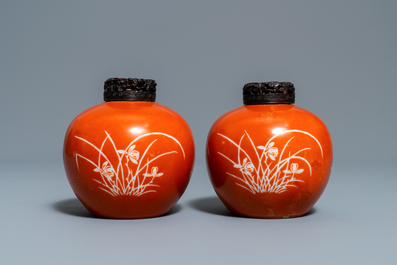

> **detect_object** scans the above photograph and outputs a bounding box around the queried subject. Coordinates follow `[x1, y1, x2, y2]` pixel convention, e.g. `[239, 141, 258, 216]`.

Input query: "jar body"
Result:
[64, 102, 195, 219]
[206, 104, 332, 218]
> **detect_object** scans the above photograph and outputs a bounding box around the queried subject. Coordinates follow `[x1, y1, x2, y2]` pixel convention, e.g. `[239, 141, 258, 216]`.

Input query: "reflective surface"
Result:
[64, 102, 195, 219]
[206, 104, 333, 218]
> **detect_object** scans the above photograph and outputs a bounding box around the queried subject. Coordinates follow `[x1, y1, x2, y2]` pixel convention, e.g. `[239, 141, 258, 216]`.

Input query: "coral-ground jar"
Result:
[63, 78, 195, 219]
[206, 82, 332, 218]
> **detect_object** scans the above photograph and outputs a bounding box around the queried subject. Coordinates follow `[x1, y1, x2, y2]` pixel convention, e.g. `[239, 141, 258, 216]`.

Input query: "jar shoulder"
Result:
[69, 102, 186, 125]
[209, 105, 330, 138]
[214, 105, 324, 125]
[74, 102, 180, 118]
[65, 102, 192, 137]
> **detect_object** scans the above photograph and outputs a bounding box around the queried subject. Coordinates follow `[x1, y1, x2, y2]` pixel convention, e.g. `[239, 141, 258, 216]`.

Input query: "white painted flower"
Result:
[258, 142, 278, 161]
[267, 147, 278, 161]
[118, 145, 140, 164]
[283, 163, 304, 174]
[75, 131, 185, 197]
[234, 158, 255, 177]
[143, 166, 164, 178]
[93, 161, 115, 181]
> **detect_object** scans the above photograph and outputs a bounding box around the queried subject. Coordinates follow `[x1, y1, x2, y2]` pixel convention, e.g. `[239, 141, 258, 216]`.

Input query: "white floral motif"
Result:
[143, 167, 163, 178]
[75, 131, 185, 197]
[234, 158, 255, 177]
[93, 161, 115, 181]
[217, 130, 323, 194]
[118, 145, 140, 164]
[257, 142, 278, 161]
[283, 163, 304, 175]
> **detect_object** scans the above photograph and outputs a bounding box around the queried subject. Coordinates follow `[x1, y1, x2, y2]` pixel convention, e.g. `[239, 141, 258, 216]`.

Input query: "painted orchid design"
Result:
[234, 158, 255, 177]
[118, 145, 140, 164]
[257, 142, 279, 161]
[75, 131, 185, 197]
[283, 163, 304, 175]
[143, 166, 164, 178]
[217, 130, 323, 194]
[93, 161, 115, 181]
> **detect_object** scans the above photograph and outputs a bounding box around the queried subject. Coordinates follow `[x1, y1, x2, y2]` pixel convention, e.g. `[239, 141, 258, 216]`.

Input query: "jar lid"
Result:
[243, 81, 295, 105]
[104, 78, 156, 102]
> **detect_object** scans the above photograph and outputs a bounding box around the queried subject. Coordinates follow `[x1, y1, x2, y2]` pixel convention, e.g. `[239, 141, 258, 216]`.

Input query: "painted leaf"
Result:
[74, 130, 185, 197]
[127, 145, 136, 152]
[216, 129, 321, 194]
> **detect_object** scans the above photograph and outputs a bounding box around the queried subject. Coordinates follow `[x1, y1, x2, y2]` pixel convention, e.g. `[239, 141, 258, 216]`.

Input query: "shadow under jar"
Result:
[63, 78, 195, 219]
[206, 82, 332, 218]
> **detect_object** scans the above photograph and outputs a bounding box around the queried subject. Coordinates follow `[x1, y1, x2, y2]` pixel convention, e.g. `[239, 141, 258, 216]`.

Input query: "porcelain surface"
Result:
[206, 104, 332, 218]
[64, 102, 195, 219]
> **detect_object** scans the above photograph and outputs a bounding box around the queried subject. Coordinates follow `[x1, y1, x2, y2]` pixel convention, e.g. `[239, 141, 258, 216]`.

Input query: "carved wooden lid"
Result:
[243, 81, 295, 105]
[104, 78, 156, 102]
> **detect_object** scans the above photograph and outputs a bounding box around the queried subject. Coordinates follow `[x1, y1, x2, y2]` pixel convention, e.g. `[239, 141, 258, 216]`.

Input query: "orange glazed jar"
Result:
[206, 82, 332, 218]
[63, 78, 195, 219]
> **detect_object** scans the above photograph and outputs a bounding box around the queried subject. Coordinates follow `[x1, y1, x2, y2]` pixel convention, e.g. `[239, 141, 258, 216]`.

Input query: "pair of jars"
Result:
[63, 78, 332, 219]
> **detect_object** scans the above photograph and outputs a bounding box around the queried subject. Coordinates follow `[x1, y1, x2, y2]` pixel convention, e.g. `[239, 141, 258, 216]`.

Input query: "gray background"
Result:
[1, 0, 396, 164]
[1, 1, 396, 264]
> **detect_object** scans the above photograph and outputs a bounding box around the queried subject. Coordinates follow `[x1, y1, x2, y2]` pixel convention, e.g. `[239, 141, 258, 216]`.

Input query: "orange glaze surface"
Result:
[64, 102, 195, 219]
[206, 104, 332, 218]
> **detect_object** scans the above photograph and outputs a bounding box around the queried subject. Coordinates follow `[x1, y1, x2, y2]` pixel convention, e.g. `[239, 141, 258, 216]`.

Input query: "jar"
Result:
[206, 82, 332, 218]
[63, 78, 195, 219]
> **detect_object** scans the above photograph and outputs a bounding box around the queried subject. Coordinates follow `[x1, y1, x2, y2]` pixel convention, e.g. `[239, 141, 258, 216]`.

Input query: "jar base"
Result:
[229, 210, 311, 219]
[83, 207, 172, 219]
[78, 197, 175, 219]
